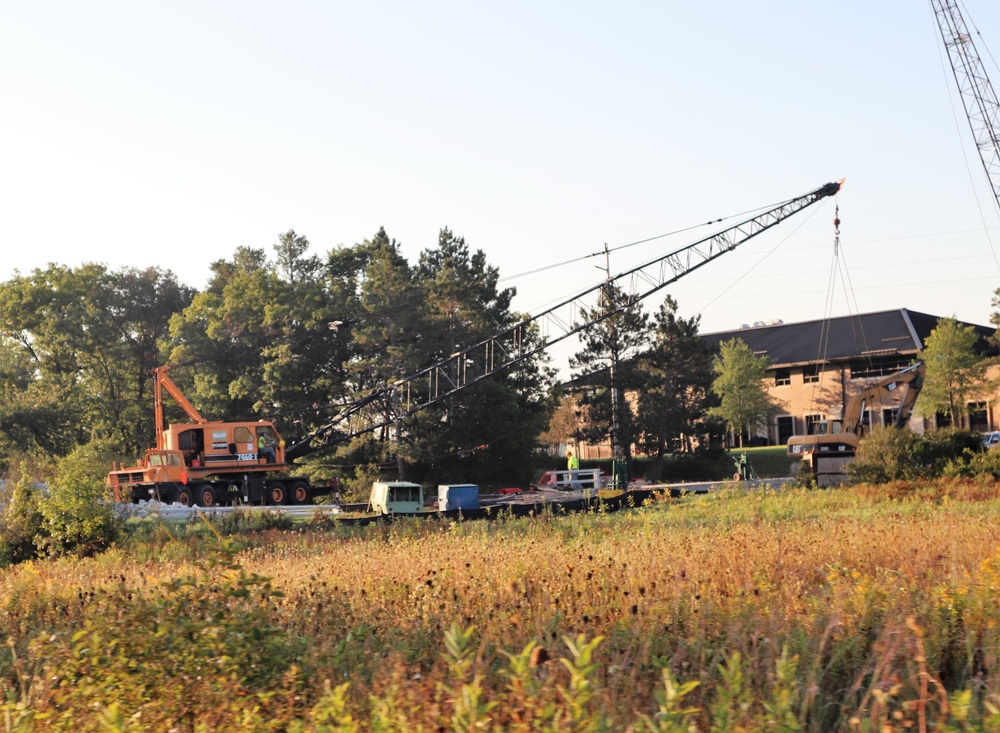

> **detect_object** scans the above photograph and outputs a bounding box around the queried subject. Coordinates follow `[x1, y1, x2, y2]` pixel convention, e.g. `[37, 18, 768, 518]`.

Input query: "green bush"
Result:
[847, 427, 925, 484]
[21, 537, 308, 729]
[944, 448, 1000, 480]
[848, 427, 983, 484]
[37, 440, 124, 558]
[919, 428, 983, 471]
[0, 475, 44, 567]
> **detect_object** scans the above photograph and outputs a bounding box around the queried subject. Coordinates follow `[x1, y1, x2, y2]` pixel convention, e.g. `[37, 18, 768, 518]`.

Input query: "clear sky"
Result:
[3, 1, 1000, 374]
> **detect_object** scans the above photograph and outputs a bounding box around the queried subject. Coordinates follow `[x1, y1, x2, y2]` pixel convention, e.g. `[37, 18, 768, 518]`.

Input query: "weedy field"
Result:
[3, 482, 1000, 732]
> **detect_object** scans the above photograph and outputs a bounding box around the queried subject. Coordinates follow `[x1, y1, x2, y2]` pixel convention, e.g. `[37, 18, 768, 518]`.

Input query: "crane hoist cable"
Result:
[808, 197, 905, 425]
[807, 196, 879, 418]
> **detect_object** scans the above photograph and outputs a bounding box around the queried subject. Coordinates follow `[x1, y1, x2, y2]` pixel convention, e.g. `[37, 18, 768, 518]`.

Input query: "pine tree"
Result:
[635, 296, 715, 479]
[569, 282, 651, 470]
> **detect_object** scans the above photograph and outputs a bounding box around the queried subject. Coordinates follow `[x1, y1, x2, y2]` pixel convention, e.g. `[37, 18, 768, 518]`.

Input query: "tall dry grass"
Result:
[2, 482, 1000, 731]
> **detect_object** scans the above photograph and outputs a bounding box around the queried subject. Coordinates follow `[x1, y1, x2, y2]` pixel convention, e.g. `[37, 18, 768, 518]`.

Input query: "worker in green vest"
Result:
[257, 430, 277, 463]
[566, 450, 579, 472]
[566, 449, 580, 488]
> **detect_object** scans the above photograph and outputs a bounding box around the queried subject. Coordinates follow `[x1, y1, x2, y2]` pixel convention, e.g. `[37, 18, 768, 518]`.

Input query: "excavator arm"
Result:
[842, 361, 925, 437]
[788, 361, 925, 486]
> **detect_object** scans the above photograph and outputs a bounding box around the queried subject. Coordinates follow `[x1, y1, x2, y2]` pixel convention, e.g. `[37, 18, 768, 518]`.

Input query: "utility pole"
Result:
[601, 244, 627, 491]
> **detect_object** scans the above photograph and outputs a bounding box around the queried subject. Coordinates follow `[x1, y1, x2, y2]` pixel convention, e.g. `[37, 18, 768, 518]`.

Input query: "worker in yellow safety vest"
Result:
[566, 450, 579, 471]
[566, 450, 581, 489]
[257, 431, 277, 463]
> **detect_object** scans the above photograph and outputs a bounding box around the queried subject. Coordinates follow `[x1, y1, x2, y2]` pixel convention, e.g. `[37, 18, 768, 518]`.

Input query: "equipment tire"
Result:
[176, 486, 193, 506]
[267, 482, 287, 506]
[197, 484, 217, 507]
[289, 481, 310, 505]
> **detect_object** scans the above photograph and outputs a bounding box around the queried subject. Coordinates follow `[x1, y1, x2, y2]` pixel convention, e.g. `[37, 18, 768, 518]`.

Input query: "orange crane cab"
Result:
[107, 366, 314, 507]
[160, 419, 285, 474]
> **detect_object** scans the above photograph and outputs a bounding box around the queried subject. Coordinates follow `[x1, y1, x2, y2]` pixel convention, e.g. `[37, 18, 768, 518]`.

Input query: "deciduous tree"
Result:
[0, 264, 193, 460]
[710, 338, 779, 447]
[167, 233, 349, 431]
[917, 316, 991, 427]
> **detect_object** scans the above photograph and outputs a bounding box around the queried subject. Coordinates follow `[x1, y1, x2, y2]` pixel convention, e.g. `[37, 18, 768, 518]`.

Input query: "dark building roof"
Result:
[700, 308, 996, 367]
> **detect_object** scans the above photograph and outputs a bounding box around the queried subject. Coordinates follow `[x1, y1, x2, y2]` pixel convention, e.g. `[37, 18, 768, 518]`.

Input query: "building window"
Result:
[849, 356, 912, 379]
[935, 411, 952, 429]
[774, 368, 791, 387]
[969, 401, 988, 432]
[882, 407, 899, 427]
[776, 415, 794, 445]
[802, 364, 819, 383]
[805, 414, 825, 434]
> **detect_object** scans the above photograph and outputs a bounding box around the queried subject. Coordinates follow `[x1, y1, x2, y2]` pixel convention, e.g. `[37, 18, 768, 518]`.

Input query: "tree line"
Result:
[3, 224, 986, 492]
[0, 225, 757, 490]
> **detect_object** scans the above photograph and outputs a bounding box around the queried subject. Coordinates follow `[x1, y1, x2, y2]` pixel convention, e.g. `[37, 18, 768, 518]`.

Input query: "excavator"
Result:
[787, 361, 925, 486]
[107, 366, 320, 506]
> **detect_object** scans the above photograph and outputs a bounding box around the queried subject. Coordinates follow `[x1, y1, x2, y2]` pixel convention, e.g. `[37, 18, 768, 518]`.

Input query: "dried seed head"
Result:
[529, 646, 550, 667]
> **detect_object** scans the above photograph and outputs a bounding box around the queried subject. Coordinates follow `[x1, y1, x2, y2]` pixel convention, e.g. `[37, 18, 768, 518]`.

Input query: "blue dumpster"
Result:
[438, 484, 480, 511]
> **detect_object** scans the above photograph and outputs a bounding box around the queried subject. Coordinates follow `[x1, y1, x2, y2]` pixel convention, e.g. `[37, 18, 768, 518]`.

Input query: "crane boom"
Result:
[931, 0, 1000, 212]
[286, 180, 843, 460]
[154, 365, 206, 450]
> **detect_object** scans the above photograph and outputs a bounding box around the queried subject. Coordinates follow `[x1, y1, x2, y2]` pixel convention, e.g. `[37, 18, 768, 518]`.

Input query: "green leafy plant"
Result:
[558, 633, 605, 730]
[441, 623, 497, 733]
[709, 652, 751, 733]
[641, 666, 701, 733]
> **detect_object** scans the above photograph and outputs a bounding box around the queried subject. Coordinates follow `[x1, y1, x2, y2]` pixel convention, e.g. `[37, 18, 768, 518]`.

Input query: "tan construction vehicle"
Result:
[787, 361, 925, 486]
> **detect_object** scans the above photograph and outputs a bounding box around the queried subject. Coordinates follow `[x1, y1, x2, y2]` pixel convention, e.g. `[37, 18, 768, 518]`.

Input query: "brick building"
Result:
[700, 308, 997, 446]
[566, 308, 997, 458]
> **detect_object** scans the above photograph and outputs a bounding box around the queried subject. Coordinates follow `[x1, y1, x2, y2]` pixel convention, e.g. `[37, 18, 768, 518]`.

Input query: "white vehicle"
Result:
[982, 432, 1000, 450]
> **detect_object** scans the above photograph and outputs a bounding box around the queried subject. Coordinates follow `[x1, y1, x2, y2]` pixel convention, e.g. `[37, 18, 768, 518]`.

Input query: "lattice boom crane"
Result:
[286, 180, 844, 460]
[931, 0, 1000, 213]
